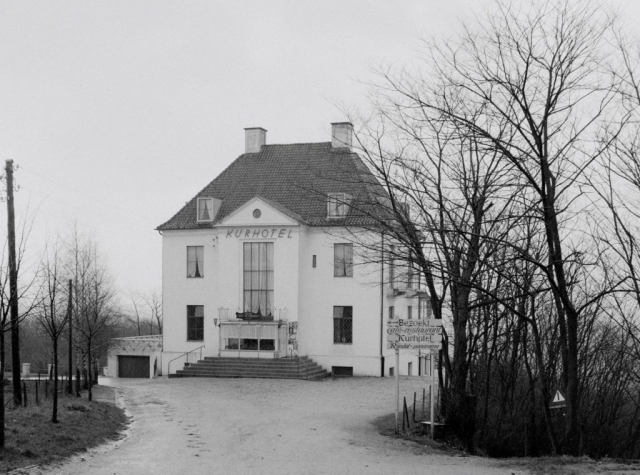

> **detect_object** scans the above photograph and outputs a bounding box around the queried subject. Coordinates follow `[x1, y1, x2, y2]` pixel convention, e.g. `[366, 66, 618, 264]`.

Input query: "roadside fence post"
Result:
[75, 367, 81, 397]
[413, 392, 417, 422]
[402, 397, 406, 432]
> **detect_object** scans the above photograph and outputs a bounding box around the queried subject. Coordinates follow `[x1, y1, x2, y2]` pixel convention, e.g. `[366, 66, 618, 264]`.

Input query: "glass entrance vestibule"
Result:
[217, 241, 290, 358]
[219, 322, 289, 358]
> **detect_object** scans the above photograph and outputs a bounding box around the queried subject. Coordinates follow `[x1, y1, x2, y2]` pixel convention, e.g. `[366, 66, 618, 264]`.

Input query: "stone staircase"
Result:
[169, 356, 329, 381]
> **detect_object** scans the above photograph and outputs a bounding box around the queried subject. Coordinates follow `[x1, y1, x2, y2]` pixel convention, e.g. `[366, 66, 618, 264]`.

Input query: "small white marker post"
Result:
[430, 351, 435, 440]
[395, 348, 400, 434]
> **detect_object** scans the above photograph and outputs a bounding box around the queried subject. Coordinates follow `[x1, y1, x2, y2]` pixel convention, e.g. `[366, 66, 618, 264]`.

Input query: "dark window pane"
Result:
[225, 338, 238, 349]
[259, 339, 275, 351]
[240, 339, 258, 350]
[333, 306, 353, 344]
[187, 305, 204, 340]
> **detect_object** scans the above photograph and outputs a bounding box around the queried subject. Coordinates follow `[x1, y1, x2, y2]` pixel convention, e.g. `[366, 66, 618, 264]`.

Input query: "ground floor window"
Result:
[187, 305, 204, 341]
[332, 366, 353, 377]
[224, 338, 275, 351]
[333, 306, 353, 344]
[222, 324, 278, 351]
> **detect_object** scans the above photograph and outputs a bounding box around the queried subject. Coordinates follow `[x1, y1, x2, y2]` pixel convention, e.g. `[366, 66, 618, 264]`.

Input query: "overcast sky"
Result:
[0, 1, 638, 300]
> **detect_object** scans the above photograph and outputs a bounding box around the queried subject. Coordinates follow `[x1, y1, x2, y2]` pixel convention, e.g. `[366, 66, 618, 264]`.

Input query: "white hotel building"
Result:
[157, 123, 432, 378]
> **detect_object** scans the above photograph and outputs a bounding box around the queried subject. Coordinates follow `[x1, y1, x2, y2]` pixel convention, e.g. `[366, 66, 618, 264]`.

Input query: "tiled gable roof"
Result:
[157, 142, 385, 231]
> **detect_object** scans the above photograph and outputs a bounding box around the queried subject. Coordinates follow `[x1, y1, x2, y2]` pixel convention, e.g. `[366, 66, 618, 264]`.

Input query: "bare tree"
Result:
[125, 288, 161, 336]
[343, 109, 528, 450]
[35, 241, 69, 423]
[126, 289, 144, 336]
[142, 289, 162, 334]
[67, 229, 118, 401]
[369, 0, 631, 453]
[0, 212, 40, 447]
[332, 0, 640, 455]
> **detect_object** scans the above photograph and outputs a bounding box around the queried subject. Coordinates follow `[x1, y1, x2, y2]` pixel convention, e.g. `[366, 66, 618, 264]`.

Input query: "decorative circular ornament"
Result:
[253, 209, 262, 218]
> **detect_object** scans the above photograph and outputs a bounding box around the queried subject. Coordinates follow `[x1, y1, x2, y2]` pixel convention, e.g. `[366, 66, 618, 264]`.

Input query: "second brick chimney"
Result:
[331, 122, 353, 151]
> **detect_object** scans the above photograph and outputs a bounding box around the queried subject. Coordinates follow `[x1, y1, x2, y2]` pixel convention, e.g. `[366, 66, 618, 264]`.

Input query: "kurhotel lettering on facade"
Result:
[225, 228, 294, 239]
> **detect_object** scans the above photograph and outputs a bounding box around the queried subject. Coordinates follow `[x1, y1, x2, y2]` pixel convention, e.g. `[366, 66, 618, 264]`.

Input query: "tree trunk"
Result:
[6, 160, 22, 408]
[444, 286, 476, 452]
[52, 338, 59, 423]
[543, 189, 580, 454]
[530, 310, 559, 454]
[87, 340, 92, 402]
[0, 330, 5, 448]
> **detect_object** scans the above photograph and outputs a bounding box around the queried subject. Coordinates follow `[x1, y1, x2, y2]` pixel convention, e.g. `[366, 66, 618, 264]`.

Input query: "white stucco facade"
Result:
[161, 197, 428, 377]
[158, 123, 434, 378]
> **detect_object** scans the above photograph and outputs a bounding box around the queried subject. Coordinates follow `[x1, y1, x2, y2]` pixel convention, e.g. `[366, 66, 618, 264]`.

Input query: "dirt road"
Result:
[46, 376, 523, 475]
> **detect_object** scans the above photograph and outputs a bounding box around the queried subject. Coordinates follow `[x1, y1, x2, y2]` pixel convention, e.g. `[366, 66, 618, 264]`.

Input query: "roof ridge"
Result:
[263, 141, 331, 147]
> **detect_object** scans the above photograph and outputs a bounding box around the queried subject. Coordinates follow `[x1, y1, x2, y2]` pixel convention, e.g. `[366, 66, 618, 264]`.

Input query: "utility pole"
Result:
[66, 279, 73, 394]
[5, 160, 21, 406]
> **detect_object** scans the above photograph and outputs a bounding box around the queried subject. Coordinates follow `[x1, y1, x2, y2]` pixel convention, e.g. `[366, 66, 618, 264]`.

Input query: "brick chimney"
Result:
[244, 127, 267, 153]
[331, 122, 353, 151]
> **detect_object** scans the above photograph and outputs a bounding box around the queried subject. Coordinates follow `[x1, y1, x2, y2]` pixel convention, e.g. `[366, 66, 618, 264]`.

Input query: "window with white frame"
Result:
[197, 197, 215, 222]
[418, 297, 431, 319]
[407, 253, 416, 288]
[327, 193, 352, 218]
[333, 306, 352, 344]
[389, 245, 397, 288]
[187, 246, 204, 278]
[334, 243, 353, 277]
[187, 305, 204, 341]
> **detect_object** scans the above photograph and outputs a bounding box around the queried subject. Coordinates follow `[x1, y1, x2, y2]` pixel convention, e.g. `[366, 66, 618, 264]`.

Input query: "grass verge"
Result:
[502, 456, 640, 475]
[0, 387, 128, 472]
[372, 412, 454, 454]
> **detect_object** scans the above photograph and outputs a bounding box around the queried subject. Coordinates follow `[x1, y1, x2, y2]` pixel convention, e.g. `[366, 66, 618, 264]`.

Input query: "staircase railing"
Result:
[167, 345, 205, 375]
[289, 349, 310, 380]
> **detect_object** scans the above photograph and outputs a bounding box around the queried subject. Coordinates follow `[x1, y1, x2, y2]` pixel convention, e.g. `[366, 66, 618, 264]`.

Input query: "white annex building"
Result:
[157, 123, 432, 378]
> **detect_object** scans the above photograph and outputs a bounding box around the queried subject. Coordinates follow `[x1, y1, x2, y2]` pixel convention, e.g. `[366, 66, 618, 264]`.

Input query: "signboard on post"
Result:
[388, 318, 443, 437]
[550, 389, 566, 409]
[386, 319, 443, 350]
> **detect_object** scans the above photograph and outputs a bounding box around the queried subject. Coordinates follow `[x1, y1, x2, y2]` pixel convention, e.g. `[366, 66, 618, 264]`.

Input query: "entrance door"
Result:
[118, 355, 150, 378]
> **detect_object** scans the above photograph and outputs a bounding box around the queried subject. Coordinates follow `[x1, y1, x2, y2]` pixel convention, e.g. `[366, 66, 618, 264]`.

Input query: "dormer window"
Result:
[327, 193, 352, 219]
[197, 197, 215, 222]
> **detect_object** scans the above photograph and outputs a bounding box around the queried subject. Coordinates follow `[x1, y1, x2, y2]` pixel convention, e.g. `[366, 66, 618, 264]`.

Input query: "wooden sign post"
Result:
[387, 319, 442, 435]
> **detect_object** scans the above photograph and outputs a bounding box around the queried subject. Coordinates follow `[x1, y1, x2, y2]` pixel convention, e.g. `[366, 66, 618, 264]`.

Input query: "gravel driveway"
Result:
[46, 376, 524, 475]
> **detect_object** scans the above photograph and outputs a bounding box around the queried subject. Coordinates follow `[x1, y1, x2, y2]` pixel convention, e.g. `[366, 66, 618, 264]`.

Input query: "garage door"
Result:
[118, 356, 150, 378]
